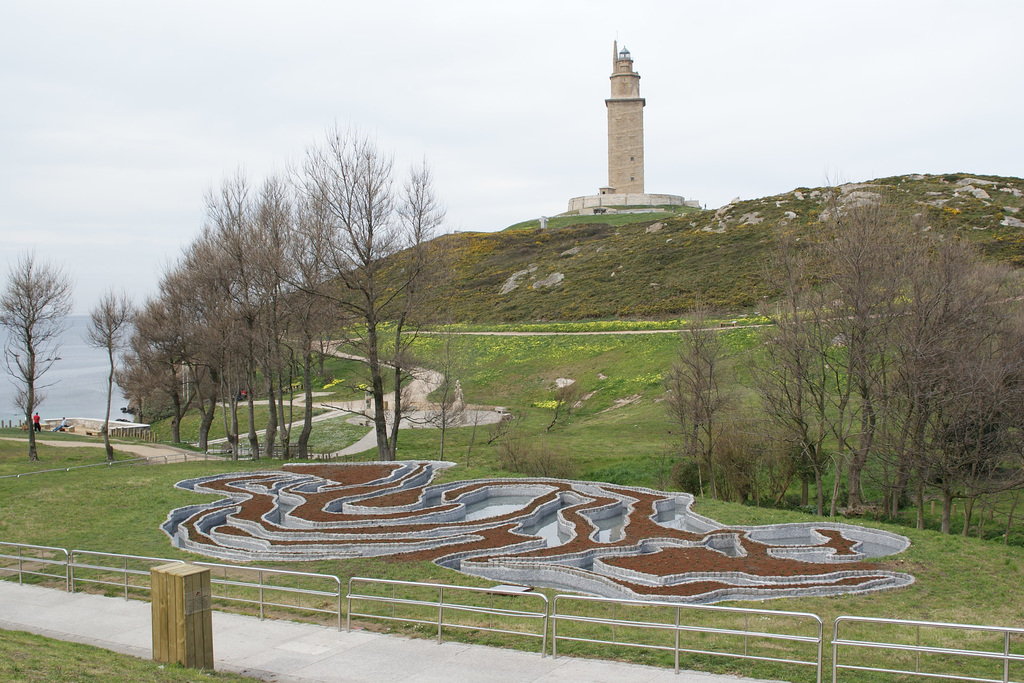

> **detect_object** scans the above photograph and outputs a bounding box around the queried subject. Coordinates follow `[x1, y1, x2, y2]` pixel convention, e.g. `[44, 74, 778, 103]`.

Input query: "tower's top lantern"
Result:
[618, 46, 631, 61]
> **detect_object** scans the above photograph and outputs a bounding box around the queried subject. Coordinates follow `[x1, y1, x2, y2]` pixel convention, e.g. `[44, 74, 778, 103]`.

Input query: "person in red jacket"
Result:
[32, 413, 41, 432]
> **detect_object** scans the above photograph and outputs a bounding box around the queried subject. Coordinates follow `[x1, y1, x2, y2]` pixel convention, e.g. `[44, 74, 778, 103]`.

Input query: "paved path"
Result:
[0, 436, 201, 462]
[0, 581, 779, 683]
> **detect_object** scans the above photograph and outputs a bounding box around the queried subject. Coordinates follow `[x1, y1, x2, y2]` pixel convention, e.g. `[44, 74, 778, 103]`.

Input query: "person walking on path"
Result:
[32, 413, 41, 432]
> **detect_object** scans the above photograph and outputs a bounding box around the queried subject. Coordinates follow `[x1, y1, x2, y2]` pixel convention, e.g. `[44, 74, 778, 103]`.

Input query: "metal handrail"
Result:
[347, 576, 549, 654]
[552, 594, 823, 681]
[195, 561, 344, 630]
[0, 541, 70, 590]
[0, 457, 153, 479]
[0, 451, 227, 480]
[5, 538, 1024, 683]
[70, 550, 184, 598]
[833, 616, 1024, 683]
[65, 551, 343, 630]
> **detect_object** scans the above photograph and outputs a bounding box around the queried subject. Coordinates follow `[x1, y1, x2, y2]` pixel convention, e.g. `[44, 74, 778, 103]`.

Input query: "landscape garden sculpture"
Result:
[163, 461, 913, 604]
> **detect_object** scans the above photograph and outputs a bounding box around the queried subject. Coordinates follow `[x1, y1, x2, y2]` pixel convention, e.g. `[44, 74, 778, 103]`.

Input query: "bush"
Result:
[496, 427, 576, 478]
[672, 459, 702, 495]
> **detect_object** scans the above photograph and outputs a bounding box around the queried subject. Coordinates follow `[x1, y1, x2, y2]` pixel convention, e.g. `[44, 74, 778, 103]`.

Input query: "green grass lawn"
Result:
[2, 434, 1024, 682]
[6, 324, 1024, 682]
[0, 628, 255, 682]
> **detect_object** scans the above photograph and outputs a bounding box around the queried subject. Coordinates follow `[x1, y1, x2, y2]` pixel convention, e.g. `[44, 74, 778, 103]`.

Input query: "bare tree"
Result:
[753, 236, 836, 515]
[207, 171, 263, 459]
[0, 252, 73, 461]
[664, 303, 732, 499]
[543, 380, 581, 432]
[423, 323, 466, 461]
[86, 290, 134, 461]
[298, 127, 443, 461]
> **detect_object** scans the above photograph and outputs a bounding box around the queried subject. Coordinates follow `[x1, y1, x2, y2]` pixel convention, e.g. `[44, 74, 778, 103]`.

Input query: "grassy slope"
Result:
[5, 173, 1024, 679]
[434, 172, 1024, 322]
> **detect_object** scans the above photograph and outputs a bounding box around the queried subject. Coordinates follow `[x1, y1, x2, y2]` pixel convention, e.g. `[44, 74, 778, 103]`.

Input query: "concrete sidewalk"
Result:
[0, 581, 780, 683]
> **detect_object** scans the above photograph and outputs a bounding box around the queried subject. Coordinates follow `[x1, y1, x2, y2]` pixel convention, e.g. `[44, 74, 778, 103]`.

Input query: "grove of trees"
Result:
[667, 199, 1024, 535]
[118, 127, 446, 461]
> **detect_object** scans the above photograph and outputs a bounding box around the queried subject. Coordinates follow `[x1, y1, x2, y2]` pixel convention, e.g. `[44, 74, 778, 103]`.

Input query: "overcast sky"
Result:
[3, 0, 1022, 314]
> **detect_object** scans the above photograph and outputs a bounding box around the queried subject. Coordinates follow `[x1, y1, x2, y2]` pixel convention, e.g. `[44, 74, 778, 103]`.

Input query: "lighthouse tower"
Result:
[566, 42, 697, 215]
[606, 41, 645, 195]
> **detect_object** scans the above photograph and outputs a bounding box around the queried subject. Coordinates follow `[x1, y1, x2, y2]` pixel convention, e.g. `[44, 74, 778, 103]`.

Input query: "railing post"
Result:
[437, 586, 444, 644]
[832, 619, 840, 683]
[1005, 630, 1011, 683]
[815, 617, 823, 683]
[674, 605, 681, 674]
[259, 570, 265, 620]
[552, 598, 559, 659]
[124, 556, 129, 599]
[346, 578, 354, 633]
[18, 546, 23, 585]
[541, 597, 548, 658]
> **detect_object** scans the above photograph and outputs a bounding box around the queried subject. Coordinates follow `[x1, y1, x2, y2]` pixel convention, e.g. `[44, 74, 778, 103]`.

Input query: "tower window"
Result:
[630, 156, 634, 162]
[630, 176, 635, 181]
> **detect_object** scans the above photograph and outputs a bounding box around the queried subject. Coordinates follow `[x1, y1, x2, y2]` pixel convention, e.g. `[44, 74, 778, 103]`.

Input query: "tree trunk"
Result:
[941, 490, 954, 534]
[196, 396, 217, 451]
[366, 322, 392, 461]
[297, 351, 313, 459]
[388, 361, 403, 460]
[915, 482, 925, 530]
[26, 403, 39, 462]
[830, 454, 843, 517]
[171, 390, 183, 444]
[103, 346, 115, 461]
[961, 497, 975, 537]
[277, 359, 291, 460]
[814, 466, 824, 517]
[265, 378, 278, 459]
[246, 386, 259, 460]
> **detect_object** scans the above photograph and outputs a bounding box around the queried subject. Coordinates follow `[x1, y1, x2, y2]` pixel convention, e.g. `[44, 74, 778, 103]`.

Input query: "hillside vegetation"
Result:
[433, 173, 1024, 321]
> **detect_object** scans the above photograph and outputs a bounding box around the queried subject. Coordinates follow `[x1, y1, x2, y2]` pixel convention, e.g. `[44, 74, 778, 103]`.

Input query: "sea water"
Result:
[0, 315, 130, 424]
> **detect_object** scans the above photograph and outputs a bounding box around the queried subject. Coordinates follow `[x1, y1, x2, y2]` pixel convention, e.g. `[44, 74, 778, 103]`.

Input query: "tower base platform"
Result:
[567, 192, 699, 215]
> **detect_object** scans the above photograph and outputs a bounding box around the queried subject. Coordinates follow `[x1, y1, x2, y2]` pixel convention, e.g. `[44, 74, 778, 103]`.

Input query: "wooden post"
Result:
[151, 563, 214, 669]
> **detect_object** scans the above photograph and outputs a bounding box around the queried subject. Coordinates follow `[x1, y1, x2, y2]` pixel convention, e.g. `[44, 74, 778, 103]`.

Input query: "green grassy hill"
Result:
[434, 173, 1024, 322]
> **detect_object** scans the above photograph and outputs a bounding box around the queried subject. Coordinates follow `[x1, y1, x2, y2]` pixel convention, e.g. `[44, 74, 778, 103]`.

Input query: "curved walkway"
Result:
[0, 581, 779, 683]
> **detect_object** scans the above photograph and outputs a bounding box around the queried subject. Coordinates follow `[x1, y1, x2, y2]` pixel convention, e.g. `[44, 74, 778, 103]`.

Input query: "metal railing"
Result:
[70, 550, 184, 599]
[0, 452, 226, 479]
[347, 577, 549, 654]
[0, 541, 69, 590]
[197, 562, 344, 630]
[833, 616, 1024, 683]
[2, 543, 343, 630]
[4, 538, 1024, 683]
[0, 457, 152, 479]
[552, 594, 823, 681]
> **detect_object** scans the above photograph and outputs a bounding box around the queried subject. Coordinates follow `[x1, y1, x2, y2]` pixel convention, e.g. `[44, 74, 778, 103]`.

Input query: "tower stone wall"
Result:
[606, 42, 645, 194]
[566, 41, 696, 215]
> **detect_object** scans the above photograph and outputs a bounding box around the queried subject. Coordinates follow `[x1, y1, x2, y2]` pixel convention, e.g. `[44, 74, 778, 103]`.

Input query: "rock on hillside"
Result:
[432, 173, 1024, 323]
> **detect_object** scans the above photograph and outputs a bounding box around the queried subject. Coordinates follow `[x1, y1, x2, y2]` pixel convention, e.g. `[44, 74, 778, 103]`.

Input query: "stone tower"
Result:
[605, 41, 645, 195]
